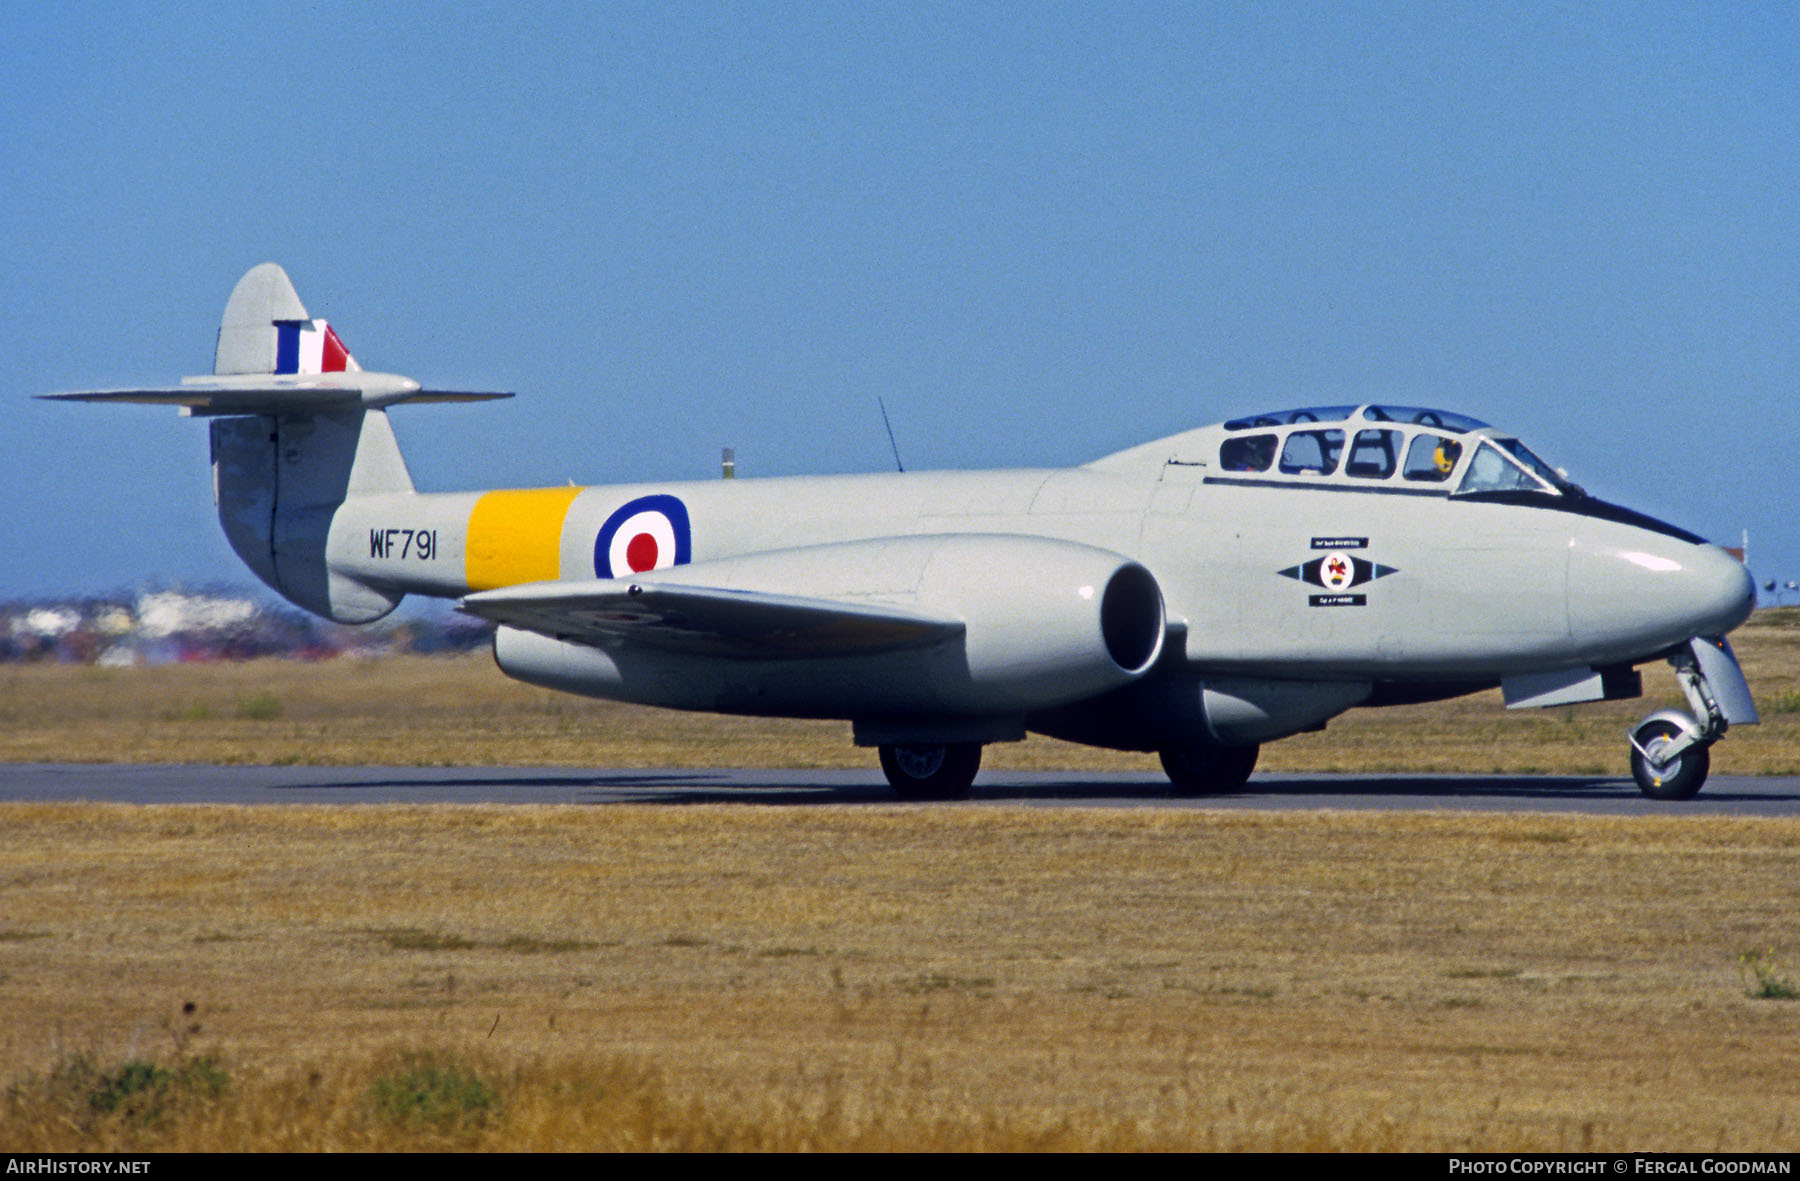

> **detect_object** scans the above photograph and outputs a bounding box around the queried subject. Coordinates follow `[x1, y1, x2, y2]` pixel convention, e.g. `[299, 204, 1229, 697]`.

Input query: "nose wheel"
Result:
[1629, 717, 1711, 801]
[1624, 637, 1757, 801]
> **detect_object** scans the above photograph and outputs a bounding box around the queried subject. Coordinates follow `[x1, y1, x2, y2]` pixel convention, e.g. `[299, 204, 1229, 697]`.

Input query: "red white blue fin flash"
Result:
[273, 319, 359, 375]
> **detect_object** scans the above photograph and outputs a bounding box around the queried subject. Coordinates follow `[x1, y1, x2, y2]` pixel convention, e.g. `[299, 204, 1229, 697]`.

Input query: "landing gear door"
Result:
[1689, 636, 1760, 726]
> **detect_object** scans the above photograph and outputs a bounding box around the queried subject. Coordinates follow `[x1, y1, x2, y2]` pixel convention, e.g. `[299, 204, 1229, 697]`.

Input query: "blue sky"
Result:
[5, 2, 1798, 602]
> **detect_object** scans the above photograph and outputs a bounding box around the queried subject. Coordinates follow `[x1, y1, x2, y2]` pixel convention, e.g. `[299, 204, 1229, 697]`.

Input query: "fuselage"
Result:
[328, 458, 1753, 686]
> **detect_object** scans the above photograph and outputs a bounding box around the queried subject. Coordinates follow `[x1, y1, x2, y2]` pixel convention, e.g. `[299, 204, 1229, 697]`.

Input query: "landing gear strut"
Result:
[1627, 637, 1759, 801]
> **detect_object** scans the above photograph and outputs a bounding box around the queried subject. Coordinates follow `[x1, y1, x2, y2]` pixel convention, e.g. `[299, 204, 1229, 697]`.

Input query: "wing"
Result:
[461, 578, 963, 658]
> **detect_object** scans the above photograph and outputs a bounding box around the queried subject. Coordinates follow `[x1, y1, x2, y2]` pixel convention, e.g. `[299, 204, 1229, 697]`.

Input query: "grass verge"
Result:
[2, 804, 1798, 1150]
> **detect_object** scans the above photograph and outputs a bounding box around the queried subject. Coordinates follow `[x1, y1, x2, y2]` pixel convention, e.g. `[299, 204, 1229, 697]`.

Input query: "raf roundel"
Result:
[594, 494, 692, 579]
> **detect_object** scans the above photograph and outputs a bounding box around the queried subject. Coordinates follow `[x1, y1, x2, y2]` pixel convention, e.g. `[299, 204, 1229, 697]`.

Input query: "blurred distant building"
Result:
[0, 588, 492, 664]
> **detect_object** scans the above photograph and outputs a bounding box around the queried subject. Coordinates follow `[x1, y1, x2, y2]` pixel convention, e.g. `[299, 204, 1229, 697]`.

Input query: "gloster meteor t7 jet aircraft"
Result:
[46, 264, 1759, 800]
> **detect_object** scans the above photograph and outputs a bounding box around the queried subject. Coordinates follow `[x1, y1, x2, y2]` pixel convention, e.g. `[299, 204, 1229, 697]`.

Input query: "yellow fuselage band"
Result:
[464, 487, 583, 591]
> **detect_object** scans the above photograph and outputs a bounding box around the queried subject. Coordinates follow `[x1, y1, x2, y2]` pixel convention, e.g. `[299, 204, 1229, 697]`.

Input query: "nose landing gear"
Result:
[1629, 714, 1711, 800]
[1627, 637, 1760, 800]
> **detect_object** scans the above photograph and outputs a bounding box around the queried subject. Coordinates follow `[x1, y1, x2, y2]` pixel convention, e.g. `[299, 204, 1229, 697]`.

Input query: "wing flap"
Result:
[462, 579, 963, 658]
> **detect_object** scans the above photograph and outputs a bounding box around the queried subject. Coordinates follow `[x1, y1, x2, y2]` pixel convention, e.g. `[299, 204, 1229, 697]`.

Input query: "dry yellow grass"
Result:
[2, 607, 1797, 775]
[2, 612, 1798, 1150]
[3, 805, 1799, 1150]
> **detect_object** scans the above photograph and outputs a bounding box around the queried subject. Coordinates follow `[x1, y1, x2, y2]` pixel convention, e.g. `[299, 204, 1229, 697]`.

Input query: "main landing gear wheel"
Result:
[1159, 744, 1260, 796]
[1629, 718, 1711, 801]
[878, 743, 982, 801]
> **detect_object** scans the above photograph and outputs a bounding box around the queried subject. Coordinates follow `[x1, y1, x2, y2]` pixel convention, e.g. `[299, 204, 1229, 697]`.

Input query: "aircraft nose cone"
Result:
[1569, 535, 1754, 656]
[1694, 543, 1758, 633]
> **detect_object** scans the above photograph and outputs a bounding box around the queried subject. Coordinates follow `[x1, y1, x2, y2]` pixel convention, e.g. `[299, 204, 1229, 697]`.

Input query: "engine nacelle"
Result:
[492, 534, 1166, 719]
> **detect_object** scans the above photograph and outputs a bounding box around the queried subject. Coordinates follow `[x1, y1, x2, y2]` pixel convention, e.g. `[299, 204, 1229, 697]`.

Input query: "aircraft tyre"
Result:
[878, 743, 981, 801]
[1159, 744, 1260, 796]
[1629, 719, 1710, 801]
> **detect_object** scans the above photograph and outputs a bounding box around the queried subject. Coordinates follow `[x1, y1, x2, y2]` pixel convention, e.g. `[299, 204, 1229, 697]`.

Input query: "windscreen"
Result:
[1456, 440, 1565, 495]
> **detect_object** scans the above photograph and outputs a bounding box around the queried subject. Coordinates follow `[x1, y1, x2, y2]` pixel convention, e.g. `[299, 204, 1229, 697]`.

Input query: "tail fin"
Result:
[43, 263, 511, 624]
[41, 262, 510, 415]
[215, 262, 362, 377]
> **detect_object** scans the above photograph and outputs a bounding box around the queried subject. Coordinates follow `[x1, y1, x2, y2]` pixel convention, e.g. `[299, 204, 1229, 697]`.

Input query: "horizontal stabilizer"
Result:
[43, 263, 511, 417]
[39, 377, 512, 417]
[462, 578, 963, 659]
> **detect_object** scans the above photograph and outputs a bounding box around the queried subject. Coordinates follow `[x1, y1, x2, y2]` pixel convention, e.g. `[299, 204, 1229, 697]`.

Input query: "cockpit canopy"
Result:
[1217, 404, 1575, 497]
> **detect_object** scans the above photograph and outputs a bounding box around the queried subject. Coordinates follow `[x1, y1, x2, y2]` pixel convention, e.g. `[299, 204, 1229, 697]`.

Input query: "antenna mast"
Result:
[878, 398, 904, 473]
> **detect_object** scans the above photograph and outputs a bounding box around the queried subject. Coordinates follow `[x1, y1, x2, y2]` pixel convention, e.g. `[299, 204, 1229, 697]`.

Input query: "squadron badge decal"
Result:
[1278, 552, 1397, 607]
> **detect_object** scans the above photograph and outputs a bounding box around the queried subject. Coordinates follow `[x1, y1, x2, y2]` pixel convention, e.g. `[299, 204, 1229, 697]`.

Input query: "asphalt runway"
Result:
[2, 763, 1799, 815]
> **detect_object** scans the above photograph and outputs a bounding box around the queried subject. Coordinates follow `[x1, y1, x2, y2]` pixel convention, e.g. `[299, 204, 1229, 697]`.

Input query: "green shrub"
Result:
[1738, 950, 1798, 1000]
[232, 692, 283, 721]
[86, 1056, 228, 1124]
[369, 1062, 496, 1128]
